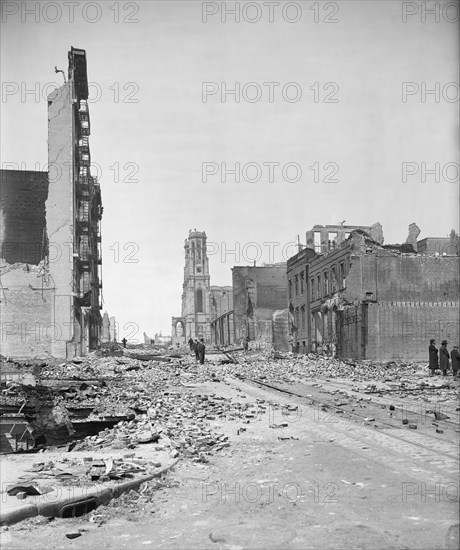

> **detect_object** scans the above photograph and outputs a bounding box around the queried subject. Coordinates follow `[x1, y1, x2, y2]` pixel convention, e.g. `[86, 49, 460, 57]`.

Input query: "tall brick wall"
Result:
[361, 254, 459, 303]
[0, 170, 54, 359]
[0, 265, 53, 358]
[342, 254, 459, 361]
[366, 302, 459, 362]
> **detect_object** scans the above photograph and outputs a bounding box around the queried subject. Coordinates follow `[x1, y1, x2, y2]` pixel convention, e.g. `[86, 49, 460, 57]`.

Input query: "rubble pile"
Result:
[197, 349, 459, 384]
[70, 386, 268, 457]
[202, 352, 428, 382]
[2, 349, 458, 456]
[195, 351, 459, 412]
[2, 352, 263, 457]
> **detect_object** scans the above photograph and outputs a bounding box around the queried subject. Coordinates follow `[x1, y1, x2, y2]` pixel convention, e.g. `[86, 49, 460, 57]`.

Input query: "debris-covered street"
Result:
[1, 346, 459, 549]
[2, 2, 459, 549]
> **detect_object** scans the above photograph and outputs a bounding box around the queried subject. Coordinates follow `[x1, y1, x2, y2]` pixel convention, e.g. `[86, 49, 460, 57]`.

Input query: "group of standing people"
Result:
[429, 339, 459, 377]
[188, 337, 206, 364]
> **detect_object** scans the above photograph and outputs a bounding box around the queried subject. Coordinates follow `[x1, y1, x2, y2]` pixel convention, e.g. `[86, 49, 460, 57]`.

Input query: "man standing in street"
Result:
[428, 339, 438, 376]
[188, 337, 194, 352]
[198, 338, 206, 364]
[450, 345, 459, 377]
[194, 338, 200, 362]
[439, 340, 450, 376]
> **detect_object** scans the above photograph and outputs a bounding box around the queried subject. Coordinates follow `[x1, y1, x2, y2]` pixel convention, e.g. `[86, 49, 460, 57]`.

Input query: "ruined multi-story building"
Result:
[287, 223, 460, 361]
[0, 47, 103, 359]
[287, 222, 383, 355]
[232, 265, 288, 348]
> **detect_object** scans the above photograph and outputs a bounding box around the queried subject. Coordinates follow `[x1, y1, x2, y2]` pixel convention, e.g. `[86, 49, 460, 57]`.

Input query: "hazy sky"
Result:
[1, 0, 459, 340]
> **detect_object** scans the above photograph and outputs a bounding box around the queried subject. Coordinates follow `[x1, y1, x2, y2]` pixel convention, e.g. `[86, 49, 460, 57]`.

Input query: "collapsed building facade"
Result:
[0, 47, 103, 359]
[287, 223, 460, 361]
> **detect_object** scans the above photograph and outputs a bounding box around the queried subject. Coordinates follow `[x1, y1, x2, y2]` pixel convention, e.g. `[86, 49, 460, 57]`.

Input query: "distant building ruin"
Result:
[232, 265, 288, 349]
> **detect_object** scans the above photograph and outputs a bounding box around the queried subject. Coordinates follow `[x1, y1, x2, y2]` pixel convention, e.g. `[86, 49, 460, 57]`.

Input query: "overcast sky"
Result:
[1, 0, 459, 340]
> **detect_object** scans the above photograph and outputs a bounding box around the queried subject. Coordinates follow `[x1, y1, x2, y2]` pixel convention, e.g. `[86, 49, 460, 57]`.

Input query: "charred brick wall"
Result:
[0, 170, 48, 265]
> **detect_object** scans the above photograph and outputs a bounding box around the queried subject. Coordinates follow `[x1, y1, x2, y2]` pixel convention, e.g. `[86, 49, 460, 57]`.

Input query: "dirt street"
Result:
[1, 354, 458, 550]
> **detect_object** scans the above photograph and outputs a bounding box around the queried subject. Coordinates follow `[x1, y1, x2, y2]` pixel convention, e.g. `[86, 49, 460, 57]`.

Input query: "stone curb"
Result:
[0, 459, 179, 527]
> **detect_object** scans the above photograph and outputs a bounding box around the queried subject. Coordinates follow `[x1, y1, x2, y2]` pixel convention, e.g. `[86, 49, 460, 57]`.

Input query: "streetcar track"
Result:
[238, 376, 459, 463]
[312, 378, 460, 422]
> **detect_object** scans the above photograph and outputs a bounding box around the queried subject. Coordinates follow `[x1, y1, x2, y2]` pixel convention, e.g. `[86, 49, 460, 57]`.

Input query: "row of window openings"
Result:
[289, 263, 348, 300]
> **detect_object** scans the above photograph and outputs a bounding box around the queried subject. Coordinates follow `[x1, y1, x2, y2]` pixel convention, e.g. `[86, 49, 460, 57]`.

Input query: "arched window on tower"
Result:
[196, 289, 204, 313]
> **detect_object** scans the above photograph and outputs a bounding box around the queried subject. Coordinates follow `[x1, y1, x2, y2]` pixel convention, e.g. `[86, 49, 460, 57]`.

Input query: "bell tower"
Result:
[181, 229, 211, 342]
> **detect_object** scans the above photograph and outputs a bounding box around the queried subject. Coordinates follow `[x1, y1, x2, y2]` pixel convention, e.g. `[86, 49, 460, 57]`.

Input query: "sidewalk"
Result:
[0, 445, 178, 526]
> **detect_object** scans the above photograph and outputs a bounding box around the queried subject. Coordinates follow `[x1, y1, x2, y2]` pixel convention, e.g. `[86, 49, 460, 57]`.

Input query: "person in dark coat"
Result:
[450, 345, 459, 377]
[428, 339, 438, 376]
[439, 340, 450, 376]
[188, 337, 194, 352]
[198, 338, 206, 364]
[194, 338, 200, 362]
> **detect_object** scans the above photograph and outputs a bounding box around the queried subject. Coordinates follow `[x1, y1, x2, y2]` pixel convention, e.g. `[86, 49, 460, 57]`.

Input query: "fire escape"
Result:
[75, 95, 103, 348]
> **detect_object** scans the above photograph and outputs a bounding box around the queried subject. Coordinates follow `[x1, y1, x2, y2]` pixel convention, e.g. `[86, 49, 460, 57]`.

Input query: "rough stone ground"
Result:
[0, 353, 459, 550]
